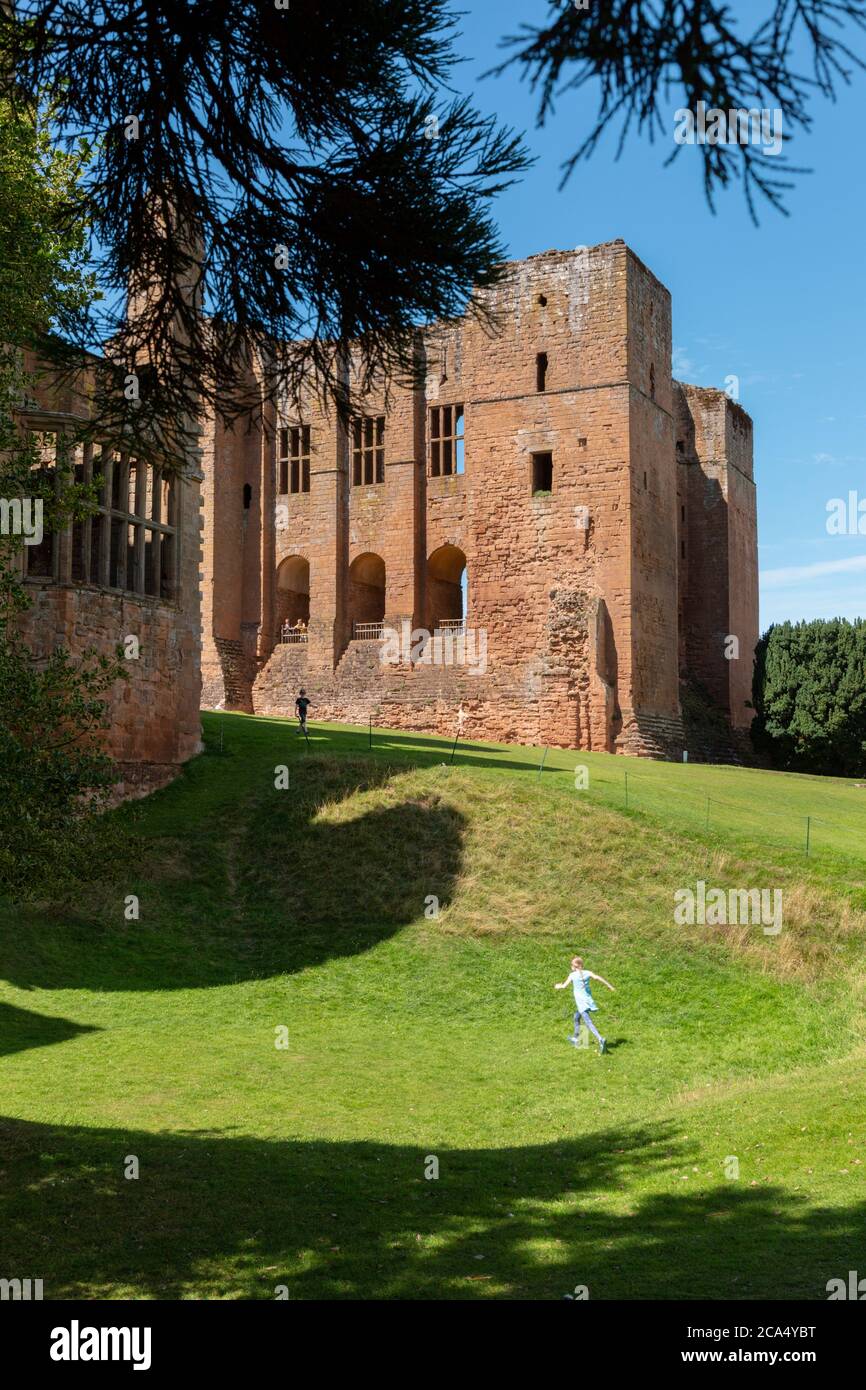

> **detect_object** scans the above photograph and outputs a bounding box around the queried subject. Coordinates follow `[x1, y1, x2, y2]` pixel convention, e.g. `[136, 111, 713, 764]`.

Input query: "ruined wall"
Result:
[199, 362, 268, 710]
[202, 242, 758, 758]
[622, 252, 682, 755]
[13, 360, 203, 789]
[674, 383, 758, 727]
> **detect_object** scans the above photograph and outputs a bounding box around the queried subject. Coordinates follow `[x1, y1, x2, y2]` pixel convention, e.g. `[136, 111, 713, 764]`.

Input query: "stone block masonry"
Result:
[12, 355, 204, 788]
[201, 241, 759, 758]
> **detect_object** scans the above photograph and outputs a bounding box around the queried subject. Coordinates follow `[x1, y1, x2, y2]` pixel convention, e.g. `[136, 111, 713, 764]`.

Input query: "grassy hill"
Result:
[1, 712, 865, 1299]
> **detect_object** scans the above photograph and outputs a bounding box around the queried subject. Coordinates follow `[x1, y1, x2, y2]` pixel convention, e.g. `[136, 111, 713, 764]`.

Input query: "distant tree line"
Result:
[752, 618, 866, 776]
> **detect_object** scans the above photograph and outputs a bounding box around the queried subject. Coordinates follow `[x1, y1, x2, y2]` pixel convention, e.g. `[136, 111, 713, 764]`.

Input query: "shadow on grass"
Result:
[271, 719, 556, 776]
[0, 1112, 856, 1300]
[0, 754, 466, 992]
[0, 1003, 100, 1058]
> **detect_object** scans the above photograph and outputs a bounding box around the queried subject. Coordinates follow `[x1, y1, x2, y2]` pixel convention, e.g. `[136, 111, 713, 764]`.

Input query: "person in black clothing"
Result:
[295, 689, 311, 735]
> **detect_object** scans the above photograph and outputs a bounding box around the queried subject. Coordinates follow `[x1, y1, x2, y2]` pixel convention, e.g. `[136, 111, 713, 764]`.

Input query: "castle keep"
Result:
[199, 239, 758, 756]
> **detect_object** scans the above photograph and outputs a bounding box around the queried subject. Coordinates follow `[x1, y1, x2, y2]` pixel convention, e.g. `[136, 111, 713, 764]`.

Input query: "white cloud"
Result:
[761, 554, 866, 587]
[672, 345, 695, 378]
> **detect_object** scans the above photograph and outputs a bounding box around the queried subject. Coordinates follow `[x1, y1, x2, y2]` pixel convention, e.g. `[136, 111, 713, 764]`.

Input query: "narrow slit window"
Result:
[536, 352, 548, 392]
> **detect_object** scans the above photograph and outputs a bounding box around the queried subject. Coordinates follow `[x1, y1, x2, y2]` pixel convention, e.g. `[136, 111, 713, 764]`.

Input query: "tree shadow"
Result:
[0, 756, 466, 993]
[0, 1112, 859, 1301]
[250, 717, 564, 777]
[0, 1003, 100, 1058]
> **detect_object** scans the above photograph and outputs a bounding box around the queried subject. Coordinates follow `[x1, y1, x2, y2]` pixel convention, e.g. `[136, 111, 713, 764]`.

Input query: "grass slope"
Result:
[1, 713, 865, 1300]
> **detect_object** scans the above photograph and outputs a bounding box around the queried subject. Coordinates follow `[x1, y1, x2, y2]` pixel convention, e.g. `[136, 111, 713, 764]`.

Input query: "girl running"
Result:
[554, 956, 614, 1054]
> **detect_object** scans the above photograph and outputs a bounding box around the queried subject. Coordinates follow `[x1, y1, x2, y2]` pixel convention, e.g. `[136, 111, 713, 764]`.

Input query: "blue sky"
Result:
[451, 2, 866, 631]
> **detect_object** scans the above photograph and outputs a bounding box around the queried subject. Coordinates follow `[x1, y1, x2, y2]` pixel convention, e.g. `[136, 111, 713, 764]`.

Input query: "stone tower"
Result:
[199, 240, 759, 755]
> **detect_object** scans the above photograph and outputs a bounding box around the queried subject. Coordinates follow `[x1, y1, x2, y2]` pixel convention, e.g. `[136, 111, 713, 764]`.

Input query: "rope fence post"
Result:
[625, 769, 629, 809]
[537, 747, 548, 781]
[805, 815, 811, 857]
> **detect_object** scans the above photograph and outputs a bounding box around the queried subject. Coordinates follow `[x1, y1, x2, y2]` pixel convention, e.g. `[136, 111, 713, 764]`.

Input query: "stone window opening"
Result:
[650, 363, 656, 400]
[278, 425, 311, 495]
[536, 352, 548, 392]
[351, 415, 385, 486]
[348, 552, 386, 638]
[643, 471, 648, 490]
[676, 439, 685, 454]
[426, 544, 467, 633]
[429, 404, 464, 477]
[22, 432, 179, 601]
[243, 483, 252, 510]
[531, 451, 553, 495]
[538, 294, 548, 306]
[276, 554, 310, 641]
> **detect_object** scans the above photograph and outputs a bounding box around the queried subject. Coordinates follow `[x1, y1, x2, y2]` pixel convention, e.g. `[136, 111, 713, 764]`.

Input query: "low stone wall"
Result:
[18, 583, 202, 766]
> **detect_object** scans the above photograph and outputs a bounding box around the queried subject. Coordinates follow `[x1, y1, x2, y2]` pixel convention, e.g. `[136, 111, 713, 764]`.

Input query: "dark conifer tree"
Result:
[0, 1, 530, 454]
[492, 1, 866, 219]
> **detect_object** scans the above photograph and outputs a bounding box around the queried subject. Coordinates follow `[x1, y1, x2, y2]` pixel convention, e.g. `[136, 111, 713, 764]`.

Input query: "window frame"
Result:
[278, 423, 311, 495]
[351, 415, 385, 487]
[429, 403, 465, 478]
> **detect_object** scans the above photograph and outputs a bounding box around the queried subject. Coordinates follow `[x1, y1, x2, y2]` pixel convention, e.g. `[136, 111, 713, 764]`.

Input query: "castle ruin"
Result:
[200, 240, 758, 757]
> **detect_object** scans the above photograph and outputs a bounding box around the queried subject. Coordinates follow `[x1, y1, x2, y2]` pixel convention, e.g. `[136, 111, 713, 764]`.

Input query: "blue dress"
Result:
[569, 970, 598, 1012]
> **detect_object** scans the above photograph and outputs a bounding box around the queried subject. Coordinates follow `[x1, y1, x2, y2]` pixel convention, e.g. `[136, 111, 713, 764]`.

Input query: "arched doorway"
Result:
[348, 552, 386, 638]
[276, 555, 310, 639]
[427, 544, 467, 630]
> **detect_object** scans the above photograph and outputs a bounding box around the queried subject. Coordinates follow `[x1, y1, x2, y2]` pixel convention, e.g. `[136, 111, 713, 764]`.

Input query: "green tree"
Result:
[0, 95, 123, 902]
[1, 1, 530, 452]
[752, 619, 866, 775]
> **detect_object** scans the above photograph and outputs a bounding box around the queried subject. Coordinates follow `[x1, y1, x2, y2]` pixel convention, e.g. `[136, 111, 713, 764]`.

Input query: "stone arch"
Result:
[276, 554, 310, 634]
[427, 543, 466, 628]
[348, 552, 386, 633]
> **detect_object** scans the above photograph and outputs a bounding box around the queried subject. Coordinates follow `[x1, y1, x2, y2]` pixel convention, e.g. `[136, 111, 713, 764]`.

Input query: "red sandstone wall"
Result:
[201, 243, 758, 759]
[724, 401, 759, 727]
[13, 357, 204, 781]
[674, 384, 758, 726]
[623, 253, 682, 754]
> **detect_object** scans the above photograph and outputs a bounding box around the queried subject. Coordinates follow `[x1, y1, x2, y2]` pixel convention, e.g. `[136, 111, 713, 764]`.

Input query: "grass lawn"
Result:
[2, 712, 866, 1299]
